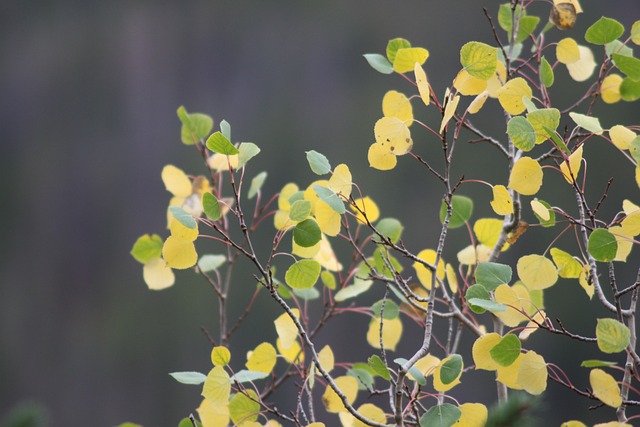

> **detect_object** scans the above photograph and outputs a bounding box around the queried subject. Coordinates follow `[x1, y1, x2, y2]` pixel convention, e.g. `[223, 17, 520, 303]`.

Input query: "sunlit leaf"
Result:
[494, 284, 528, 326]
[440, 90, 461, 133]
[162, 237, 197, 270]
[206, 132, 239, 155]
[382, 90, 413, 125]
[328, 164, 352, 198]
[368, 142, 397, 170]
[196, 398, 229, 427]
[496, 353, 523, 389]
[508, 157, 543, 195]
[285, 259, 321, 289]
[162, 165, 192, 198]
[202, 192, 221, 221]
[550, 248, 582, 279]
[460, 42, 498, 80]
[612, 54, 640, 82]
[474, 218, 508, 249]
[211, 346, 231, 366]
[610, 226, 633, 262]
[351, 196, 380, 223]
[467, 91, 489, 114]
[368, 354, 391, 380]
[453, 69, 488, 96]
[143, 257, 175, 290]
[609, 125, 636, 150]
[590, 369, 622, 407]
[556, 38, 580, 64]
[526, 108, 560, 144]
[393, 47, 429, 73]
[375, 116, 413, 155]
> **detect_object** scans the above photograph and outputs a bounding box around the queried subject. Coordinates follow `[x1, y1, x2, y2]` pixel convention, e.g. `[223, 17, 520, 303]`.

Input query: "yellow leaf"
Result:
[519, 310, 547, 341]
[169, 218, 199, 241]
[517, 254, 558, 290]
[508, 157, 543, 196]
[453, 69, 488, 96]
[578, 264, 595, 299]
[328, 164, 352, 198]
[513, 282, 536, 315]
[610, 226, 633, 262]
[601, 74, 623, 104]
[207, 152, 239, 171]
[382, 90, 414, 125]
[366, 316, 402, 351]
[609, 125, 636, 150]
[246, 342, 277, 374]
[414, 63, 430, 106]
[497, 77, 532, 115]
[274, 210, 294, 231]
[622, 211, 640, 237]
[550, 247, 583, 278]
[413, 249, 445, 290]
[338, 412, 354, 427]
[315, 200, 341, 236]
[276, 338, 303, 364]
[467, 91, 489, 114]
[494, 284, 528, 327]
[566, 46, 597, 82]
[374, 117, 413, 155]
[491, 185, 514, 215]
[143, 257, 175, 290]
[486, 60, 507, 98]
[561, 421, 587, 427]
[293, 239, 321, 259]
[197, 398, 229, 427]
[393, 47, 429, 73]
[407, 354, 440, 381]
[211, 346, 231, 366]
[352, 403, 386, 427]
[556, 38, 580, 64]
[368, 142, 397, 171]
[445, 263, 458, 293]
[274, 309, 299, 349]
[530, 200, 550, 221]
[202, 366, 231, 403]
[593, 423, 633, 427]
[161, 164, 192, 198]
[516, 351, 547, 395]
[590, 368, 622, 408]
[553, 0, 583, 13]
[278, 183, 299, 211]
[351, 196, 380, 223]
[474, 218, 510, 249]
[440, 89, 461, 133]
[433, 355, 463, 392]
[317, 345, 335, 374]
[559, 145, 583, 184]
[457, 244, 492, 265]
[472, 333, 502, 371]
[623, 199, 640, 215]
[313, 234, 343, 272]
[322, 376, 359, 413]
[303, 180, 329, 214]
[162, 236, 197, 269]
[305, 424, 325, 427]
[496, 353, 523, 389]
[454, 403, 488, 427]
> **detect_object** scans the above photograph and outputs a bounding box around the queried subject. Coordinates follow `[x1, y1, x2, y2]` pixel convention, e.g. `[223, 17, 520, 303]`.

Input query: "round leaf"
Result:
[507, 116, 536, 151]
[460, 41, 498, 80]
[596, 318, 631, 353]
[285, 259, 321, 289]
[588, 229, 618, 262]
[419, 403, 461, 427]
[293, 219, 321, 248]
[490, 334, 521, 367]
[440, 195, 474, 229]
[585, 17, 625, 45]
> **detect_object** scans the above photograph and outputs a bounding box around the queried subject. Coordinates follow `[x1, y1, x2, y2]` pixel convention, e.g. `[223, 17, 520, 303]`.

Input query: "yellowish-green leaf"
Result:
[497, 77, 532, 115]
[590, 369, 622, 407]
[569, 112, 603, 135]
[559, 145, 584, 184]
[386, 38, 411, 63]
[131, 234, 163, 264]
[322, 376, 358, 413]
[229, 390, 260, 425]
[508, 157, 543, 195]
[596, 318, 631, 353]
[609, 125, 636, 150]
[556, 38, 580, 64]
[162, 237, 197, 270]
[550, 248, 583, 278]
[246, 342, 277, 374]
[394, 47, 429, 73]
[460, 41, 498, 80]
[585, 17, 625, 45]
[414, 63, 431, 106]
[517, 254, 558, 290]
[567, 46, 597, 82]
[211, 346, 231, 367]
[526, 108, 560, 144]
[561, 422, 587, 427]
[588, 229, 618, 262]
[143, 257, 175, 290]
[382, 90, 413, 125]
[202, 366, 231, 403]
[507, 116, 536, 152]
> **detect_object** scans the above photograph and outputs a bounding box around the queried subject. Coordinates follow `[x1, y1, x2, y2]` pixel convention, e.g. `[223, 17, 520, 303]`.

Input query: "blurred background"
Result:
[1, 1, 639, 426]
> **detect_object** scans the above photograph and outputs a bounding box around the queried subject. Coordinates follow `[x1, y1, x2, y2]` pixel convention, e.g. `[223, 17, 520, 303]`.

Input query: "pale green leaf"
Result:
[306, 150, 331, 175]
[363, 54, 394, 74]
[169, 371, 206, 385]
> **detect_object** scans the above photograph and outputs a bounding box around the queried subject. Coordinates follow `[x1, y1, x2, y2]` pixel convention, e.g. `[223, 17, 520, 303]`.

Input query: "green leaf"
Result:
[612, 54, 640, 81]
[363, 53, 394, 74]
[585, 17, 625, 45]
[527, 108, 560, 144]
[373, 218, 404, 244]
[131, 234, 163, 264]
[206, 131, 239, 155]
[169, 371, 206, 385]
[285, 259, 321, 289]
[460, 41, 498, 80]
[516, 16, 540, 43]
[306, 150, 332, 175]
[605, 40, 634, 58]
[466, 285, 491, 314]
[197, 254, 226, 272]
[177, 106, 213, 145]
[507, 116, 536, 152]
[169, 206, 197, 229]
[620, 77, 640, 101]
[490, 334, 521, 367]
[202, 192, 221, 221]
[238, 142, 261, 167]
[395, 357, 426, 386]
[540, 56, 554, 87]
[220, 119, 231, 141]
[334, 278, 373, 301]
[312, 184, 345, 214]
[178, 418, 192, 427]
[289, 200, 311, 221]
[368, 355, 391, 380]
[371, 299, 400, 319]
[475, 262, 512, 291]
[580, 359, 618, 368]
[248, 171, 267, 199]
[386, 38, 412, 62]
[347, 366, 375, 391]
[320, 270, 336, 289]
[439, 195, 474, 229]
[588, 229, 618, 262]
[569, 112, 603, 135]
[497, 3, 524, 33]
[532, 199, 556, 227]
[420, 403, 462, 427]
[293, 218, 322, 248]
[439, 354, 463, 385]
[596, 318, 631, 353]
[468, 298, 507, 312]
[229, 390, 260, 425]
[543, 126, 570, 154]
[292, 286, 320, 300]
[232, 370, 270, 383]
